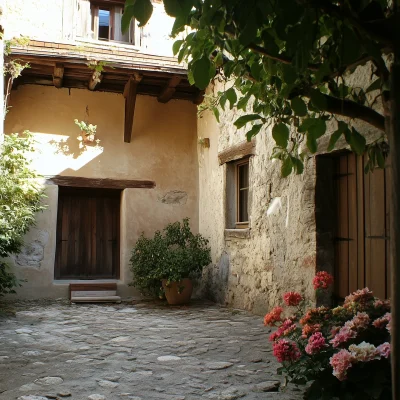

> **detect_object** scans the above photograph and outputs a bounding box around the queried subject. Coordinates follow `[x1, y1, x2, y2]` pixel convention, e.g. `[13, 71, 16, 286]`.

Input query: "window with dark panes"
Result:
[236, 160, 249, 227]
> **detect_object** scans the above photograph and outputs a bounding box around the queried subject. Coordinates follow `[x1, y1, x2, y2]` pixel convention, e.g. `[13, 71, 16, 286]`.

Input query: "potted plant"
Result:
[74, 119, 98, 145]
[130, 218, 211, 305]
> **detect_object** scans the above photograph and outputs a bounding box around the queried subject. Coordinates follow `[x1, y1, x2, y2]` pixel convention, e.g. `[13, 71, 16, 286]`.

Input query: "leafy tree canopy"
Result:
[123, 0, 395, 175]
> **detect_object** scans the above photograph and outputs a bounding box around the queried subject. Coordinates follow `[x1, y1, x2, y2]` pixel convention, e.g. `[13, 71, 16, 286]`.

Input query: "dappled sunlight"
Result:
[30, 132, 103, 176]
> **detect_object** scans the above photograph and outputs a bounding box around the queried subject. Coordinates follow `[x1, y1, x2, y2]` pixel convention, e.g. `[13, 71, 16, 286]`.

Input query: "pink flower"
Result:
[313, 271, 334, 290]
[374, 299, 391, 311]
[264, 307, 283, 327]
[349, 342, 380, 362]
[305, 332, 328, 355]
[330, 349, 353, 381]
[283, 292, 303, 306]
[373, 313, 391, 329]
[269, 319, 297, 342]
[377, 342, 391, 358]
[273, 339, 301, 363]
[330, 325, 357, 347]
[344, 288, 374, 308]
[351, 312, 370, 329]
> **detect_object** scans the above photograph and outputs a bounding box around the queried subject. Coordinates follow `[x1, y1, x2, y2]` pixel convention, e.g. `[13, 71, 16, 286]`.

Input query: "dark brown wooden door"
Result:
[334, 153, 390, 300]
[55, 187, 121, 279]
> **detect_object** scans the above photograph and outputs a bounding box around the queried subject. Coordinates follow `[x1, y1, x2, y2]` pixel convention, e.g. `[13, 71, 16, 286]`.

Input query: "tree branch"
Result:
[304, 92, 385, 131]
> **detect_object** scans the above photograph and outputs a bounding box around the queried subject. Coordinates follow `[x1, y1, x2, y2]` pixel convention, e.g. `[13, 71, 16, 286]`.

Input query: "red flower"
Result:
[273, 339, 301, 363]
[263, 306, 283, 327]
[313, 271, 334, 290]
[283, 291, 303, 306]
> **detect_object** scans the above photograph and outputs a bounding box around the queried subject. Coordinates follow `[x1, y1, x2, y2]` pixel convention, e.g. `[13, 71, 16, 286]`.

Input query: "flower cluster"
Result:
[273, 339, 301, 362]
[269, 319, 297, 341]
[265, 272, 391, 397]
[283, 291, 303, 306]
[305, 332, 328, 355]
[312, 271, 334, 290]
[263, 306, 283, 326]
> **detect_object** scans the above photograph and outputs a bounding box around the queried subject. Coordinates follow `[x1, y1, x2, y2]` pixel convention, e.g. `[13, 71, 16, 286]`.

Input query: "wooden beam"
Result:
[88, 71, 103, 90]
[46, 175, 155, 189]
[53, 63, 64, 88]
[158, 76, 182, 103]
[124, 74, 142, 143]
[218, 139, 256, 165]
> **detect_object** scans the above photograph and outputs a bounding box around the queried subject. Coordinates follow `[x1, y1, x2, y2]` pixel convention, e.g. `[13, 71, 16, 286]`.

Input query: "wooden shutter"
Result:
[113, 6, 130, 42]
[76, 0, 91, 38]
[334, 153, 390, 300]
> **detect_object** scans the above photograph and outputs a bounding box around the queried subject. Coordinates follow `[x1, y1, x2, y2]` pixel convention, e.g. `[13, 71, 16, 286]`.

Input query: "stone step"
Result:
[70, 295, 121, 303]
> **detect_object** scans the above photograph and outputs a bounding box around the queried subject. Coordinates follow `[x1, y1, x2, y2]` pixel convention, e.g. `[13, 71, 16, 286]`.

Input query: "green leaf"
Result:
[187, 70, 194, 85]
[376, 147, 385, 168]
[246, 124, 262, 141]
[122, 5, 135, 33]
[291, 97, 307, 117]
[348, 127, 366, 155]
[292, 157, 304, 174]
[239, 13, 258, 46]
[306, 134, 318, 153]
[281, 156, 293, 177]
[225, 88, 237, 110]
[237, 95, 250, 111]
[163, 0, 194, 17]
[213, 107, 220, 123]
[122, 0, 153, 29]
[272, 123, 290, 148]
[219, 93, 227, 109]
[327, 121, 347, 152]
[172, 40, 184, 56]
[234, 114, 262, 129]
[192, 56, 212, 90]
[310, 89, 327, 111]
[281, 64, 297, 85]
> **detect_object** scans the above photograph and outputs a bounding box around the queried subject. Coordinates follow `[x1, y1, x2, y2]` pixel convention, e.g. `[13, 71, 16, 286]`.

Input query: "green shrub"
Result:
[0, 132, 46, 296]
[130, 218, 211, 297]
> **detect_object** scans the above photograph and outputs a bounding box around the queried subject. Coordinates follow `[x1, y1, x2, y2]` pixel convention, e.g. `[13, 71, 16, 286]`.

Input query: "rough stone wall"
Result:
[198, 70, 383, 315]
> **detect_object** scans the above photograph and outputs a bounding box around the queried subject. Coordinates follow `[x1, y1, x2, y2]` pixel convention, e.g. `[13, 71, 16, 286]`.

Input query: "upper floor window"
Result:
[236, 160, 249, 228]
[77, 0, 139, 45]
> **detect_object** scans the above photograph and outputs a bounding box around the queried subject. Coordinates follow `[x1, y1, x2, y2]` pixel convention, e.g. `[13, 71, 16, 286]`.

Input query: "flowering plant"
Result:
[264, 273, 392, 399]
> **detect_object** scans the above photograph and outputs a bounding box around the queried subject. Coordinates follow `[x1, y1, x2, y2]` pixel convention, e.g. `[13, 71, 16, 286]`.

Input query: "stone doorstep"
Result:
[70, 295, 121, 303]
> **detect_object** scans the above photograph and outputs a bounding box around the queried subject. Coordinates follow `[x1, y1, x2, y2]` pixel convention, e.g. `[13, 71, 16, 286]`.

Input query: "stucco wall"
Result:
[5, 0, 175, 56]
[5, 85, 198, 299]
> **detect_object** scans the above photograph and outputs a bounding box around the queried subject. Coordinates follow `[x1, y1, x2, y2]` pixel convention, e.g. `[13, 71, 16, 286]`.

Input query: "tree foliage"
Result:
[0, 133, 46, 296]
[123, 0, 395, 175]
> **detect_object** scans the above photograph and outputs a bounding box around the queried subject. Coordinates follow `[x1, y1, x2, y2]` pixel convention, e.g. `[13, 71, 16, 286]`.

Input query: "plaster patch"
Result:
[266, 197, 282, 216]
[160, 190, 188, 205]
[15, 230, 49, 269]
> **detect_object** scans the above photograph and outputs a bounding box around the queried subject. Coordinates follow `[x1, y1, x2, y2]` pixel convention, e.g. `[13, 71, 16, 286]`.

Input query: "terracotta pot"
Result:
[162, 278, 193, 305]
[83, 132, 96, 144]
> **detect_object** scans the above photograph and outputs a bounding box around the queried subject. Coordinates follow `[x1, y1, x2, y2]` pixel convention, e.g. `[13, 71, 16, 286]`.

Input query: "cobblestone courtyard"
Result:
[0, 301, 302, 400]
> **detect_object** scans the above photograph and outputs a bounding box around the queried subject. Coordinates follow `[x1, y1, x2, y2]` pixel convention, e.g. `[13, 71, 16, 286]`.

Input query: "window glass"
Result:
[237, 162, 249, 223]
[98, 9, 110, 40]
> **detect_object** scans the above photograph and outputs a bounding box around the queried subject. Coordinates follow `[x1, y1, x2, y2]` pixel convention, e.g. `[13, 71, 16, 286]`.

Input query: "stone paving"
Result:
[0, 301, 302, 400]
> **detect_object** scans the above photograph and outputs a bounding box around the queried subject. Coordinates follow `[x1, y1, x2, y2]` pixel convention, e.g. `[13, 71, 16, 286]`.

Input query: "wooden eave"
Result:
[9, 40, 200, 102]
[9, 40, 204, 143]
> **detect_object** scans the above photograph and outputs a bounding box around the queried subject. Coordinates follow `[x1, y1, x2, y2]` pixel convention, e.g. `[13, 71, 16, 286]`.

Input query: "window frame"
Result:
[235, 158, 250, 229]
[89, 1, 138, 45]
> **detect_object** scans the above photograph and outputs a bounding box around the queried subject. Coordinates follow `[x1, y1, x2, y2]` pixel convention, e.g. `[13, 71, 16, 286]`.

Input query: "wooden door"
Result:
[334, 153, 390, 300]
[55, 187, 121, 279]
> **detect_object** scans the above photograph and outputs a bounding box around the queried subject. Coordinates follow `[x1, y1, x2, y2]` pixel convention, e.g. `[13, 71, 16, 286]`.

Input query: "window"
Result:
[226, 158, 250, 230]
[76, 0, 138, 45]
[236, 160, 249, 227]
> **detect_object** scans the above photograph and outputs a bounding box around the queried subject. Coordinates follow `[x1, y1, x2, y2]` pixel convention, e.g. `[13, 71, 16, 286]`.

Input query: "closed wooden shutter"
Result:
[76, 0, 91, 38]
[334, 153, 390, 300]
[55, 187, 120, 280]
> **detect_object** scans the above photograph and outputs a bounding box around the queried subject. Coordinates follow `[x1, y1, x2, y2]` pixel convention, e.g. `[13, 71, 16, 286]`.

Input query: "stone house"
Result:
[4, 1, 390, 312]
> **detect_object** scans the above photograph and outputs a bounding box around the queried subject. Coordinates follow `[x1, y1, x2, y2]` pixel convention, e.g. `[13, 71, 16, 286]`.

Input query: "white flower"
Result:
[349, 341, 380, 362]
